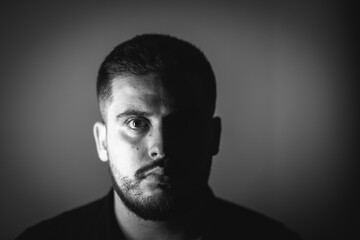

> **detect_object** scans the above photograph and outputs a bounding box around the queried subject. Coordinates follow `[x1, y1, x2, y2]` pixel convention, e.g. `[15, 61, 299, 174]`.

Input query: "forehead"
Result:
[108, 73, 204, 115]
[112, 74, 168, 97]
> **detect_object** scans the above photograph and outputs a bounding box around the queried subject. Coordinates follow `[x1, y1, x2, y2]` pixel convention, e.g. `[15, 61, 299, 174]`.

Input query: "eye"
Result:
[126, 118, 149, 131]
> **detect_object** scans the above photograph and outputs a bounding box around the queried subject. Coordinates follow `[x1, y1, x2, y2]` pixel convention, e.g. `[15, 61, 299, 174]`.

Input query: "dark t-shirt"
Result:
[16, 190, 301, 239]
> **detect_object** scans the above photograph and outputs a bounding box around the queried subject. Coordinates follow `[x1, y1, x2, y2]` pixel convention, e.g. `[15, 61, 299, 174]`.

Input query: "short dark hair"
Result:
[97, 34, 216, 119]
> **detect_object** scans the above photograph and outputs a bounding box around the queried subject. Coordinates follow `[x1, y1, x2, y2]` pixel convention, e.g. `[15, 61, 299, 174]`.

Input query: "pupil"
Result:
[133, 120, 142, 127]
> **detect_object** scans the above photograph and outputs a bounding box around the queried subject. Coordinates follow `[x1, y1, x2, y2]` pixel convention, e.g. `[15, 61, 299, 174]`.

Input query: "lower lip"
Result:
[144, 175, 172, 190]
[141, 175, 171, 191]
[145, 174, 170, 182]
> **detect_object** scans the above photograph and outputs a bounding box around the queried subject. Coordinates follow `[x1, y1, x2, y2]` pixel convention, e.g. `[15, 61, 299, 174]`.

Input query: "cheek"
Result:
[107, 131, 148, 175]
[120, 131, 142, 147]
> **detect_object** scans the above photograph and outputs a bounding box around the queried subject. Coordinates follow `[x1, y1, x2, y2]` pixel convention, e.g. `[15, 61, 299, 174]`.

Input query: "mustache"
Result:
[134, 158, 167, 179]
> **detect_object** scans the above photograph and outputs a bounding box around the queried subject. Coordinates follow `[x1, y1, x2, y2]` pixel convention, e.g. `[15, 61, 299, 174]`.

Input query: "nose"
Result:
[148, 127, 166, 160]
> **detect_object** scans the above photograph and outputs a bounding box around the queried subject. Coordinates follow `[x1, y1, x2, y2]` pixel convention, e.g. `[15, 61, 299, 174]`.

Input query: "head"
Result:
[93, 34, 221, 221]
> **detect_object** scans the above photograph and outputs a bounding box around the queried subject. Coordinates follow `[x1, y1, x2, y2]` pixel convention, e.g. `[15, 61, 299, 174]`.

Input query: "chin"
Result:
[110, 170, 199, 221]
[132, 191, 176, 221]
[115, 183, 184, 221]
[140, 180, 172, 196]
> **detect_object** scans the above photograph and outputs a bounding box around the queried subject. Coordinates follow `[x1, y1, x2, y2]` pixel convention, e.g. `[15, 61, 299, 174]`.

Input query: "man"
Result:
[17, 34, 300, 239]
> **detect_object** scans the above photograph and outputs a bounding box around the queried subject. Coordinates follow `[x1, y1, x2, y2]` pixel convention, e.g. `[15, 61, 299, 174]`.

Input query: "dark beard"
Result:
[110, 172, 178, 221]
[108, 156, 212, 221]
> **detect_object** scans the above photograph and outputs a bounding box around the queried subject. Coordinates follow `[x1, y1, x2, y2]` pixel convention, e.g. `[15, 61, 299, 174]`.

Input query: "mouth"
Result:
[142, 167, 171, 185]
[144, 167, 164, 176]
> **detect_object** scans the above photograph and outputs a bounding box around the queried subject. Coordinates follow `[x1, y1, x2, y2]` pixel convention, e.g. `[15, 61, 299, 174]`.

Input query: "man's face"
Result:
[94, 73, 220, 220]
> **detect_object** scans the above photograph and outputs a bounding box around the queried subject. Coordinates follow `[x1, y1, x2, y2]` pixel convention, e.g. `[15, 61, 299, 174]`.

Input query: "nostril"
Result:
[149, 146, 165, 160]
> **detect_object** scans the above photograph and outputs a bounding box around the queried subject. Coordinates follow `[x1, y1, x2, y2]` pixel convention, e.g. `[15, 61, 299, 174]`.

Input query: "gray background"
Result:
[1, 0, 358, 239]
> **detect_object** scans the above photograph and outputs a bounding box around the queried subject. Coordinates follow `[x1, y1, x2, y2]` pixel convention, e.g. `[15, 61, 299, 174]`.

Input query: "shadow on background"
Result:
[0, 0, 358, 239]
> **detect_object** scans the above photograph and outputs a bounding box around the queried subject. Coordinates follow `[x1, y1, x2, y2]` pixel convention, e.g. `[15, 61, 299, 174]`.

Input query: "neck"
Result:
[113, 190, 209, 240]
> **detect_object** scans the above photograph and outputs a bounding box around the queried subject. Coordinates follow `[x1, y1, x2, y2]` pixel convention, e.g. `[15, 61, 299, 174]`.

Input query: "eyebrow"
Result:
[116, 109, 153, 119]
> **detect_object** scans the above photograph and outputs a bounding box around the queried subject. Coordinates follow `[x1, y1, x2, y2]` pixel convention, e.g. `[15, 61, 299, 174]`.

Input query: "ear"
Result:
[93, 121, 109, 162]
[210, 116, 221, 156]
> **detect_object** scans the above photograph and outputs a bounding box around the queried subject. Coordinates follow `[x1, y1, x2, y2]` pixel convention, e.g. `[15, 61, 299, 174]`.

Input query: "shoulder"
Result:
[204, 197, 302, 239]
[16, 195, 108, 240]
